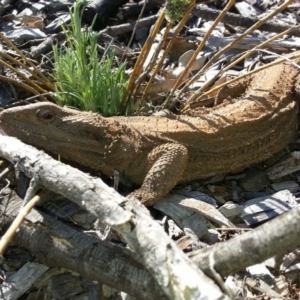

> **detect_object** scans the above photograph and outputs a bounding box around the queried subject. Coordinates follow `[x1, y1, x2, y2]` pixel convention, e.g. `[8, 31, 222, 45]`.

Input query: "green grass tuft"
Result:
[52, 0, 132, 116]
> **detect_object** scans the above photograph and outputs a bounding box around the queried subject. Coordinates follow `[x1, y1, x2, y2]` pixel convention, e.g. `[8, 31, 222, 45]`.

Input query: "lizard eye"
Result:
[36, 108, 55, 123]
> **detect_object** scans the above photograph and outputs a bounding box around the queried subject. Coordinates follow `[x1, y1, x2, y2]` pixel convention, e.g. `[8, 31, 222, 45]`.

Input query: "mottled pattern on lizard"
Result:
[0, 61, 299, 206]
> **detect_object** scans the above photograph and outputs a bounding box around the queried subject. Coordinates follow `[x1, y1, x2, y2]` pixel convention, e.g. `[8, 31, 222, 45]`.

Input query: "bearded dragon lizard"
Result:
[0, 61, 299, 206]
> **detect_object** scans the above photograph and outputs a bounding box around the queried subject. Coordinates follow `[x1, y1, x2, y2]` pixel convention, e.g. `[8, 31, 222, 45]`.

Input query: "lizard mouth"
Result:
[0, 117, 31, 137]
[0, 113, 106, 159]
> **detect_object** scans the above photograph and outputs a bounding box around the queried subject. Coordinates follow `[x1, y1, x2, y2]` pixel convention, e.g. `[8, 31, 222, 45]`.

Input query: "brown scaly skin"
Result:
[0, 61, 299, 206]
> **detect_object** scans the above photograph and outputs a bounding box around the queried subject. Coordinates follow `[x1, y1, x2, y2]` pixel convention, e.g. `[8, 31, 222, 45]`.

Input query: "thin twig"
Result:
[124, 0, 148, 51]
[0, 189, 48, 255]
[0, 165, 14, 181]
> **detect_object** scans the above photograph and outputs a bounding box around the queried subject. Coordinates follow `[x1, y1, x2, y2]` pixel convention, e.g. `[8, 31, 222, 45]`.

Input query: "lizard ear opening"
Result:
[36, 108, 55, 123]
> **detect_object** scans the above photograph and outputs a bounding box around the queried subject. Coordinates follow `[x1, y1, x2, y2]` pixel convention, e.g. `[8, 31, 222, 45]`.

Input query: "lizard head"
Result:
[0, 102, 137, 174]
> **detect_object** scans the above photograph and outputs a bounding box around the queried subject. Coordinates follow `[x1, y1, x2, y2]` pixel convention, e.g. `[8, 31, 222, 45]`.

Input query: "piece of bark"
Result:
[280, 249, 300, 272]
[0, 136, 229, 300]
[205, 34, 300, 52]
[218, 202, 244, 219]
[47, 273, 86, 299]
[235, 1, 262, 17]
[46, 0, 75, 13]
[244, 277, 283, 298]
[239, 168, 269, 192]
[271, 180, 299, 191]
[30, 33, 66, 60]
[0, 262, 49, 300]
[189, 202, 300, 278]
[173, 189, 217, 205]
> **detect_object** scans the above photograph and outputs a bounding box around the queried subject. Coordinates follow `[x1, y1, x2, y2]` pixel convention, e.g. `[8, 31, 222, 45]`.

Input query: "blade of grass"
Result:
[52, 0, 130, 116]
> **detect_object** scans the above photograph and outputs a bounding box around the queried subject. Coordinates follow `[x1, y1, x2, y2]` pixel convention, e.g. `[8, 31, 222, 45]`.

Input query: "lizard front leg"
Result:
[127, 143, 188, 206]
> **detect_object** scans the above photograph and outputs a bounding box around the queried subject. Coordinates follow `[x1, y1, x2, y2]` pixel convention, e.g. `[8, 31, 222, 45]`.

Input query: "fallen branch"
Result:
[1, 135, 299, 296]
[0, 189, 165, 300]
[190, 203, 300, 278]
[0, 135, 228, 300]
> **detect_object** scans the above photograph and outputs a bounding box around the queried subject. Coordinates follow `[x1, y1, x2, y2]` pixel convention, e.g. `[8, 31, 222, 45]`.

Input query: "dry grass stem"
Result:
[0, 58, 46, 94]
[163, 0, 236, 108]
[0, 51, 53, 90]
[181, 51, 300, 112]
[222, 23, 300, 73]
[184, 0, 294, 104]
[132, 22, 173, 99]
[137, 0, 196, 107]
[0, 33, 51, 85]
[121, 8, 166, 107]
[0, 74, 48, 101]
[186, 23, 300, 103]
